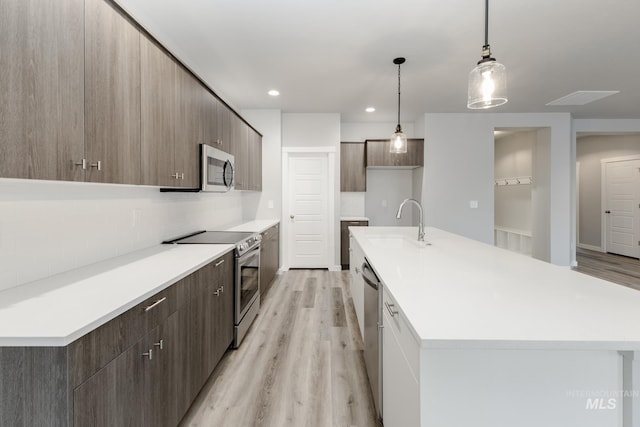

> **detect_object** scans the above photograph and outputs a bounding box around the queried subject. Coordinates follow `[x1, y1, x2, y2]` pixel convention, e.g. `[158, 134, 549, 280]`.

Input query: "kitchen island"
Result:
[349, 226, 640, 427]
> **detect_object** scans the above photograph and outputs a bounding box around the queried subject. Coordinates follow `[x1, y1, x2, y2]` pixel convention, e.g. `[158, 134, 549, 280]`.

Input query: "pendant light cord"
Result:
[397, 63, 402, 129]
[483, 0, 489, 49]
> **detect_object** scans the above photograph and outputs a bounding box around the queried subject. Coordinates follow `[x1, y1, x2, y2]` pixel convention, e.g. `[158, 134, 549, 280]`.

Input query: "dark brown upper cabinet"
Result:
[0, 0, 84, 182]
[84, 0, 141, 184]
[340, 142, 367, 192]
[366, 138, 424, 168]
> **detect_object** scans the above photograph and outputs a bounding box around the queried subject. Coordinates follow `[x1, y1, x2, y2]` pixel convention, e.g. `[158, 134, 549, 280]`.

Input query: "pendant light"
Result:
[390, 57, 408, 154]
[467, 0, 507, 109]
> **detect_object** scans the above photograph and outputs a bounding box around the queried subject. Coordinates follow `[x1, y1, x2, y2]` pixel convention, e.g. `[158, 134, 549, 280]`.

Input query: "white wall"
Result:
[282, 113, 341, 268]
[365, 169, 414, 226]
[0, 179, 243, 291]
[240, 109, 282, 220]
[423, 113, 572, 266]
[531, 128, 551, 262]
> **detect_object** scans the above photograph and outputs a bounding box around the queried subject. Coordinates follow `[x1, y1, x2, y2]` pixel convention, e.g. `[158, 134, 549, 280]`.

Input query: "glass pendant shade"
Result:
[467, 59, 507, 109]
[390, 126, 408, 153]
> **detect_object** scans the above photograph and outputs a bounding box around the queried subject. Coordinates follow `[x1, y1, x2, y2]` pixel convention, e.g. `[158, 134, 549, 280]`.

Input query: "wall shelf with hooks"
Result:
[495, 176, 532, 186]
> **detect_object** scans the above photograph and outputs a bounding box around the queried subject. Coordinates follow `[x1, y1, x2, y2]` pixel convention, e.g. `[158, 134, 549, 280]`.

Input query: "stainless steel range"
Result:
[164, 230, 261, 347]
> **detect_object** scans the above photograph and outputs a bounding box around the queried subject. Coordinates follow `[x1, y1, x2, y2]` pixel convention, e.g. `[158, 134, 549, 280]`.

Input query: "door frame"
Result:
[600, 154, 640, 255]
[281, 146, 337, 271]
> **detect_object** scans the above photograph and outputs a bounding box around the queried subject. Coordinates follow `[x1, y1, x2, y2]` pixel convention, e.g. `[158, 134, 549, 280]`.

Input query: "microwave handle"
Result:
[224, 160, 234, 189]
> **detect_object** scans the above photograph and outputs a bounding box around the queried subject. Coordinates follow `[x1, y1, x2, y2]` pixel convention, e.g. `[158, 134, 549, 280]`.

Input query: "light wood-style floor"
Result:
[179, 270, 380, 427]
[574, 247, 640, 291]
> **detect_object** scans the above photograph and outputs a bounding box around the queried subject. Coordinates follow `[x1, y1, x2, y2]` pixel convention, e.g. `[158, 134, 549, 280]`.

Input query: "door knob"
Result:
[290, 214, 295, 219]
[605, 210, 611, 214]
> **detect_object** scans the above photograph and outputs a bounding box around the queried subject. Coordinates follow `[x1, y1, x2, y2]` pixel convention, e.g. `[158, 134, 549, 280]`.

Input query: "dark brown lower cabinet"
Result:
[1, 251, 234, 427]
[341, 220, 368, 269]
[260, 223, 280, 298]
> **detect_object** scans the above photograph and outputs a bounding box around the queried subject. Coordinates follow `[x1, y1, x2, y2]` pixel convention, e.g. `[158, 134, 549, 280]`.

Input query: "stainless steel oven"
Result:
[163, 230, 262, 348]
[235, 245, 260, 347]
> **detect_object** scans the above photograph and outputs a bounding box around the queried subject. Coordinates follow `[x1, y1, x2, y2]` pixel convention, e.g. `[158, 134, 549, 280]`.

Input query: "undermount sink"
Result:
[366, 235, 428, 248]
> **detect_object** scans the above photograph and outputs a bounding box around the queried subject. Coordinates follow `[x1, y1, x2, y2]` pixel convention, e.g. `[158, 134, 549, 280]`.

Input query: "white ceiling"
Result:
[115, 0, 640, 123]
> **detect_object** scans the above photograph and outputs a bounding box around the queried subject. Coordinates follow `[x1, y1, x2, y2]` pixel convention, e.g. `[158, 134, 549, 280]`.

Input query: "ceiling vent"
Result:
[546, 90, 619, 106]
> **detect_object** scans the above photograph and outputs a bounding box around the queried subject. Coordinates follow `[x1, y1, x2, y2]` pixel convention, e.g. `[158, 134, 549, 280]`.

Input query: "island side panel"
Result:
[0, 347, 69, 427]
[419, 348, 623, 427]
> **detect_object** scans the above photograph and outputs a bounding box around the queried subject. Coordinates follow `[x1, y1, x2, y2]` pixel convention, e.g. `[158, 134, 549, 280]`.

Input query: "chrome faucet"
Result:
[396, 198, 425, 242]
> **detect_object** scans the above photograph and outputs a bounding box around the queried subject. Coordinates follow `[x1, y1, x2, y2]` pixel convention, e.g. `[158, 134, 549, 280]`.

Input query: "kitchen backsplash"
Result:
[0, 179, 243, 292]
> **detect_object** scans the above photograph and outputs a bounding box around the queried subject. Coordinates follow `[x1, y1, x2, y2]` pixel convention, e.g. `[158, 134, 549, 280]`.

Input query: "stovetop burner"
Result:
[163, 230, 261, 256]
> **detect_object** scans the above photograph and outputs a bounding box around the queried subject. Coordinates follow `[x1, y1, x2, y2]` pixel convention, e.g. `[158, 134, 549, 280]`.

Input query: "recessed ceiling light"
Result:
[365, 107, 376, 113]
[267, 89, 280, 97]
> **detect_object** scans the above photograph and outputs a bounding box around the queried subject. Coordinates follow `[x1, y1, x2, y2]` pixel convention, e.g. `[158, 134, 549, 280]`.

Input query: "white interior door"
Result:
[287, 154, 329, 268]
[604, 159, 640, 258]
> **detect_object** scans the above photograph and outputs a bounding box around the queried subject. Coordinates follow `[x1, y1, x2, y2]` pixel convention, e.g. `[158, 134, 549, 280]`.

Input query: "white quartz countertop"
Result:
[224, 219, 279, 233]
[350, 226, 640, 350]
[341, 217, 369, 222]
[0, 220, 281, 347]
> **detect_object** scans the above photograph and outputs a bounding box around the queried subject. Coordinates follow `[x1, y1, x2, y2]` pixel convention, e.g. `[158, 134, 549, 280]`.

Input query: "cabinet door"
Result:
[188, 262, 213, 399]
[218, 102, 233, 154]
[0, 0, 84, 182]
[203, 92, 222, 151]
[260, 224, 279, 297]
[231, 115, 249, 190]
[248, 129, 262, 191]
[212, 251, 234, 365]
[340, 142, 366, 191]
[140, 35, 176, 187]
[174, 65, 202, 188]
[366, 138, 424, 167]
[73, 336, 146, 427]
[84, 0, 141, 184]
[143, 312, 182, 427]
[382, 292, 420, 427]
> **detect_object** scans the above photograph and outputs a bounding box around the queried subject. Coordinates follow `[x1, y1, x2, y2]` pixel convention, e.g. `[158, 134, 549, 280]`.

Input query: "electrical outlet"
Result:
[469, 200, 478, 209]
[268, 200, 274, 209]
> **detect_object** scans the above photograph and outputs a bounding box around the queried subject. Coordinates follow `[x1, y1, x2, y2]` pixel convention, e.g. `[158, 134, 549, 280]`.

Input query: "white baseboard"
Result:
[577, 243, 604, 252]
[328, 265, 342, 272]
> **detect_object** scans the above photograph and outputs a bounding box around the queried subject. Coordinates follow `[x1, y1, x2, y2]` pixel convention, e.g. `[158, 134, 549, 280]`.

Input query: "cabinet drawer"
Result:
[382, 287, 420, 380]
[68, 274, 190, 387]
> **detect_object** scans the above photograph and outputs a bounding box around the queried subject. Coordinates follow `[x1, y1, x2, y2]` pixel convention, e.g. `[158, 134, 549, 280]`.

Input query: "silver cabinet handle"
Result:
[171, 172, 179, 179]
[214, 285, 224, 296]
[385, 301, 398, 317]
[220, 285, 224, 293]
[216, 139, 222, 145]
[215, 259, 225, 267]
[90, 160, 102, 171]
[74, 159, 87, 170]
[180, 172, 185, 180]
[154, 339, 164, 350]
[142, 349, 153, 360]
[144, 296, 167, 312]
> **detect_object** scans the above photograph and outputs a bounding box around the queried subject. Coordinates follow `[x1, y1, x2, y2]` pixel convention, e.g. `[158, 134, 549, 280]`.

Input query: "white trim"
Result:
[600, 154, 640, 164]
[282, 148, 336, 270]
[282, 146, 336, 153]
[577, 243, 603, 252]
[328, 265, 342, 272]
[576, 161, 580, 249]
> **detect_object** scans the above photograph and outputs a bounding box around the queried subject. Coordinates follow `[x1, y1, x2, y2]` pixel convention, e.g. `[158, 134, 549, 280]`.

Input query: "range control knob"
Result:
[239, 243, 248, 252]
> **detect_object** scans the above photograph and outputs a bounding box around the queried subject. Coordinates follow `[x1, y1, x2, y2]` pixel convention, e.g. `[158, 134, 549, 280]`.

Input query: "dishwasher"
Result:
[361, 258, 382, 421]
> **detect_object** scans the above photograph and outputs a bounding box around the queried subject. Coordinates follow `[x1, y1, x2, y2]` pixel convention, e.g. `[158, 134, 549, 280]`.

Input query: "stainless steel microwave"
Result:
[201, 144, 234, 192]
